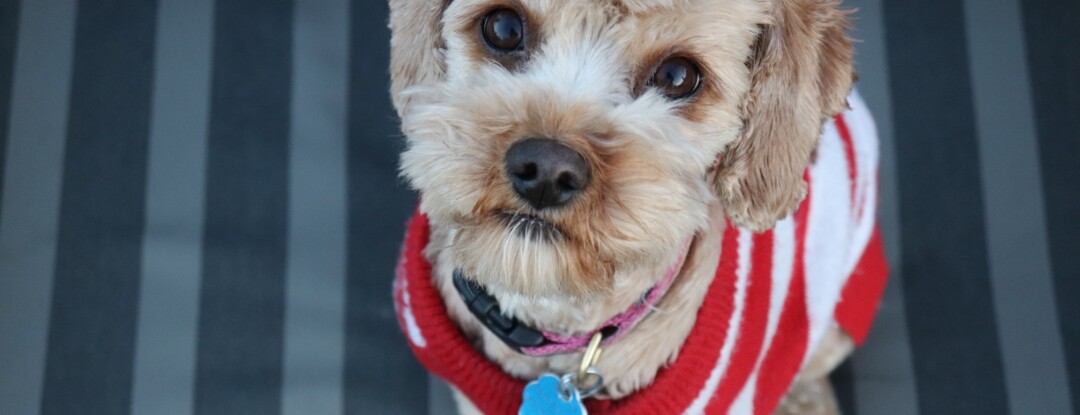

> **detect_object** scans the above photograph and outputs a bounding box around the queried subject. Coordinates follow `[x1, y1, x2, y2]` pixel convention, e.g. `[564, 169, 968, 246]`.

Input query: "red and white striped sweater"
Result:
[393, 91, 888, 414]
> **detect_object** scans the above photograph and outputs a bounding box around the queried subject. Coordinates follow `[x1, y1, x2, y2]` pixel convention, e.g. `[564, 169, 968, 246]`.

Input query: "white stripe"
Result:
[803, 120, 853, 357]
[844, 92, 877, 226]
[402, 289, 427, 347]
[848, 92, 881, 203]
[762, 217, 796, 357]
[129, 0, 214, 414]
[282, 0, 350, 414]
[0, 1, 77, 413]
[402, 283, 428, 348]
[728, 372, 756, 414]
[723, 218, 794, 415]
[684, 228, 753, 414]
[841, 92, 881, 275]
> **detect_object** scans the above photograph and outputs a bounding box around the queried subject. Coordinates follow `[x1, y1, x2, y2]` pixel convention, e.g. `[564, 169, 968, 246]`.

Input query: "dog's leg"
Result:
[775, 377, 839, 415]
[774, 327, 854, 415]
[450, 387, 483, 415]
[801, 326, 855, 380]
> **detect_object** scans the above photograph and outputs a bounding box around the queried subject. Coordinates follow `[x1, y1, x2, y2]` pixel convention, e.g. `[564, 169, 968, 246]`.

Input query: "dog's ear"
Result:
[714, 0, 854, 232]
[389, 0, 449, 117]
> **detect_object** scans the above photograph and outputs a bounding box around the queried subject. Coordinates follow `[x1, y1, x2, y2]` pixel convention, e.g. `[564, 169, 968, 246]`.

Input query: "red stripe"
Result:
[588, 222, 743, 414]
[752, 178, 812, 415]
[705, 231, 774, 413]
[835, 114, 861, 220]
[401, 212, 528, 415]
[834, 226, 889, 345]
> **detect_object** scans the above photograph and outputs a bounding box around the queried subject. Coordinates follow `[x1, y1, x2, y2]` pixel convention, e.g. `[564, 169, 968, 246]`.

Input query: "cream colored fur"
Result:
[427, 202, 727, 398]
[390, 0, 857, 413]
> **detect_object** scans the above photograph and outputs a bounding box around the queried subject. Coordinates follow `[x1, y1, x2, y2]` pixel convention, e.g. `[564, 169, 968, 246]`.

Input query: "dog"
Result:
[388, 0, 888, 413]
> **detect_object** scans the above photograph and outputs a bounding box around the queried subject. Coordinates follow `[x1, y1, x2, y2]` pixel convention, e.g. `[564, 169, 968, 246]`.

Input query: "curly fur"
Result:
[389, 0, 856, 411]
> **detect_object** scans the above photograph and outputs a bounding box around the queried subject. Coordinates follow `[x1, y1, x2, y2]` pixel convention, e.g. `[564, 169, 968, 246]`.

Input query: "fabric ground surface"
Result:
[0, 0, 1076, 414]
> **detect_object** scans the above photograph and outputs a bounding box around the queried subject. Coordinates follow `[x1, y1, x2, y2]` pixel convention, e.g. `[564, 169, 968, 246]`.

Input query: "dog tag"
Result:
[519, 374, 587, 415]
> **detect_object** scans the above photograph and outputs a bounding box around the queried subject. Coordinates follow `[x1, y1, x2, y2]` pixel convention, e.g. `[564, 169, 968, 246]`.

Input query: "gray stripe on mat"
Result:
[842, 1, 920, 414]
[964, 0, 1074, 413]
[1020, 0, 1080, 409]
[886, 0, 1009, 412]
[282, 0, 349, 413]
[130, 0, 214, 413]
[0, 1, 77, 413]
[429, 376, 457, 415]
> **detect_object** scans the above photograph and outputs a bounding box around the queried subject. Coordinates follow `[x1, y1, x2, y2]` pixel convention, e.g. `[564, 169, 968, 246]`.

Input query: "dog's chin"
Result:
[449, 212, 614, 298]
[495, 210, 563, 243]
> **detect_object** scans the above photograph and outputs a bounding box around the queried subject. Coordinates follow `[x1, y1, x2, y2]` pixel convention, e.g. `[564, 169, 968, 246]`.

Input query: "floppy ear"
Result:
[388, 0, 449, 117]
[714, 0, 854, 232]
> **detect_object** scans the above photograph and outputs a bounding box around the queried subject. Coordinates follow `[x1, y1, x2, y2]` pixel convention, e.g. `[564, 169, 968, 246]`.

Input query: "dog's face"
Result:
[392, 0, 853, 299]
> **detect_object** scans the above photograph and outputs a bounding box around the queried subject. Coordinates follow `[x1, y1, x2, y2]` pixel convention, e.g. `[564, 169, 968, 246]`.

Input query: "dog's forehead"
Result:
[448, 0, 766, 29]
[512, 0, 767, 73]
[439, 0, 766, 65]
[611, 0, 762, 15]
[444, 0, 770, 49]
[518, 0, 761, 14]
[520, 0, 765, 23]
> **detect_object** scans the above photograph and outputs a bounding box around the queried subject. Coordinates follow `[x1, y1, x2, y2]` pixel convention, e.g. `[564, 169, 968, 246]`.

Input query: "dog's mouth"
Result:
[495, 211, 562, 242]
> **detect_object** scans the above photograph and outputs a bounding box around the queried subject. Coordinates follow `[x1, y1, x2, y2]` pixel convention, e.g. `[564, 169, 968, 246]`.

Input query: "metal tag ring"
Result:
[560, 368, 604, 399]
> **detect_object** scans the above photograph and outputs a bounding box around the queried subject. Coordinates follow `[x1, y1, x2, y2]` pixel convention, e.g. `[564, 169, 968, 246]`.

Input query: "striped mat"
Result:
[0, 0, 1076, 414]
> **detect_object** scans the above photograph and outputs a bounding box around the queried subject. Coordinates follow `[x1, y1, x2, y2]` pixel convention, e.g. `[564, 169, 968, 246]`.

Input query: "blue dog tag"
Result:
[519, 374, 587, 415]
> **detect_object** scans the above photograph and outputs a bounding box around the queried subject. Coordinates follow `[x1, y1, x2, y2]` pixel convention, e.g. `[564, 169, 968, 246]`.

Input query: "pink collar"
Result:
[451, 239, 693, 357]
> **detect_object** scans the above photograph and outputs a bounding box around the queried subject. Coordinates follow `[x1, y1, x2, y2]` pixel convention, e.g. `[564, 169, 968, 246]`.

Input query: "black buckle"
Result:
[452, 270, 549, 352]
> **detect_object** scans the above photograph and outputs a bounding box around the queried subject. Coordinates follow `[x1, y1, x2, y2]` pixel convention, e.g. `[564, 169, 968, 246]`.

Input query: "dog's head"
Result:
[392, 0, 853, 298]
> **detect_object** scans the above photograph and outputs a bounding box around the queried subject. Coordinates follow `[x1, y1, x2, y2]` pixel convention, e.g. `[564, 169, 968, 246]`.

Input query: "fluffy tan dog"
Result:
[389, 0, 872, 413]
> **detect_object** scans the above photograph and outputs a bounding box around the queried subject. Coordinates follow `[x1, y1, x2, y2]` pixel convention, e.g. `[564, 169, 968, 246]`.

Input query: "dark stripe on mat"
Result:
[1022, 0, 1080, 410]
[831, 360, 857, 415]
[40, 0, 158, 413]
[0, 0, 20, 223]
[884, 0, 1009, 413]
[194, 0, 293, 413]
[343, 0, 429, 412]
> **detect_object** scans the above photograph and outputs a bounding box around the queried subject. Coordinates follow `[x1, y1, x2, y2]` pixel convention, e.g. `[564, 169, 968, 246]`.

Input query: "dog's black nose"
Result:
[505, 138, 591, 210]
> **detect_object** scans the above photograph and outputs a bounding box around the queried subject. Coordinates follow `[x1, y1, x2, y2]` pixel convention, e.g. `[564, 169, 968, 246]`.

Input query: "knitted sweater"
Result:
[393, 91, 888, 415]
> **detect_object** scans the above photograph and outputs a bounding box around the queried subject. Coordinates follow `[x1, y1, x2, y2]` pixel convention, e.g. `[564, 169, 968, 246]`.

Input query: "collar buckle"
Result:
[452, 270, 548, 352]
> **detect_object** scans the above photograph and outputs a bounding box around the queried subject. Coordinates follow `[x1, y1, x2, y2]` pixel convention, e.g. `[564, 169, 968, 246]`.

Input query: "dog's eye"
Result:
[652, 57, 701, 99]
[481, 9, 525, 51]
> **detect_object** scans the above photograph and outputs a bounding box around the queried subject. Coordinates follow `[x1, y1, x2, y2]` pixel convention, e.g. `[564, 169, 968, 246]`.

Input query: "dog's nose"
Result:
[504, 138, 591, 210]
